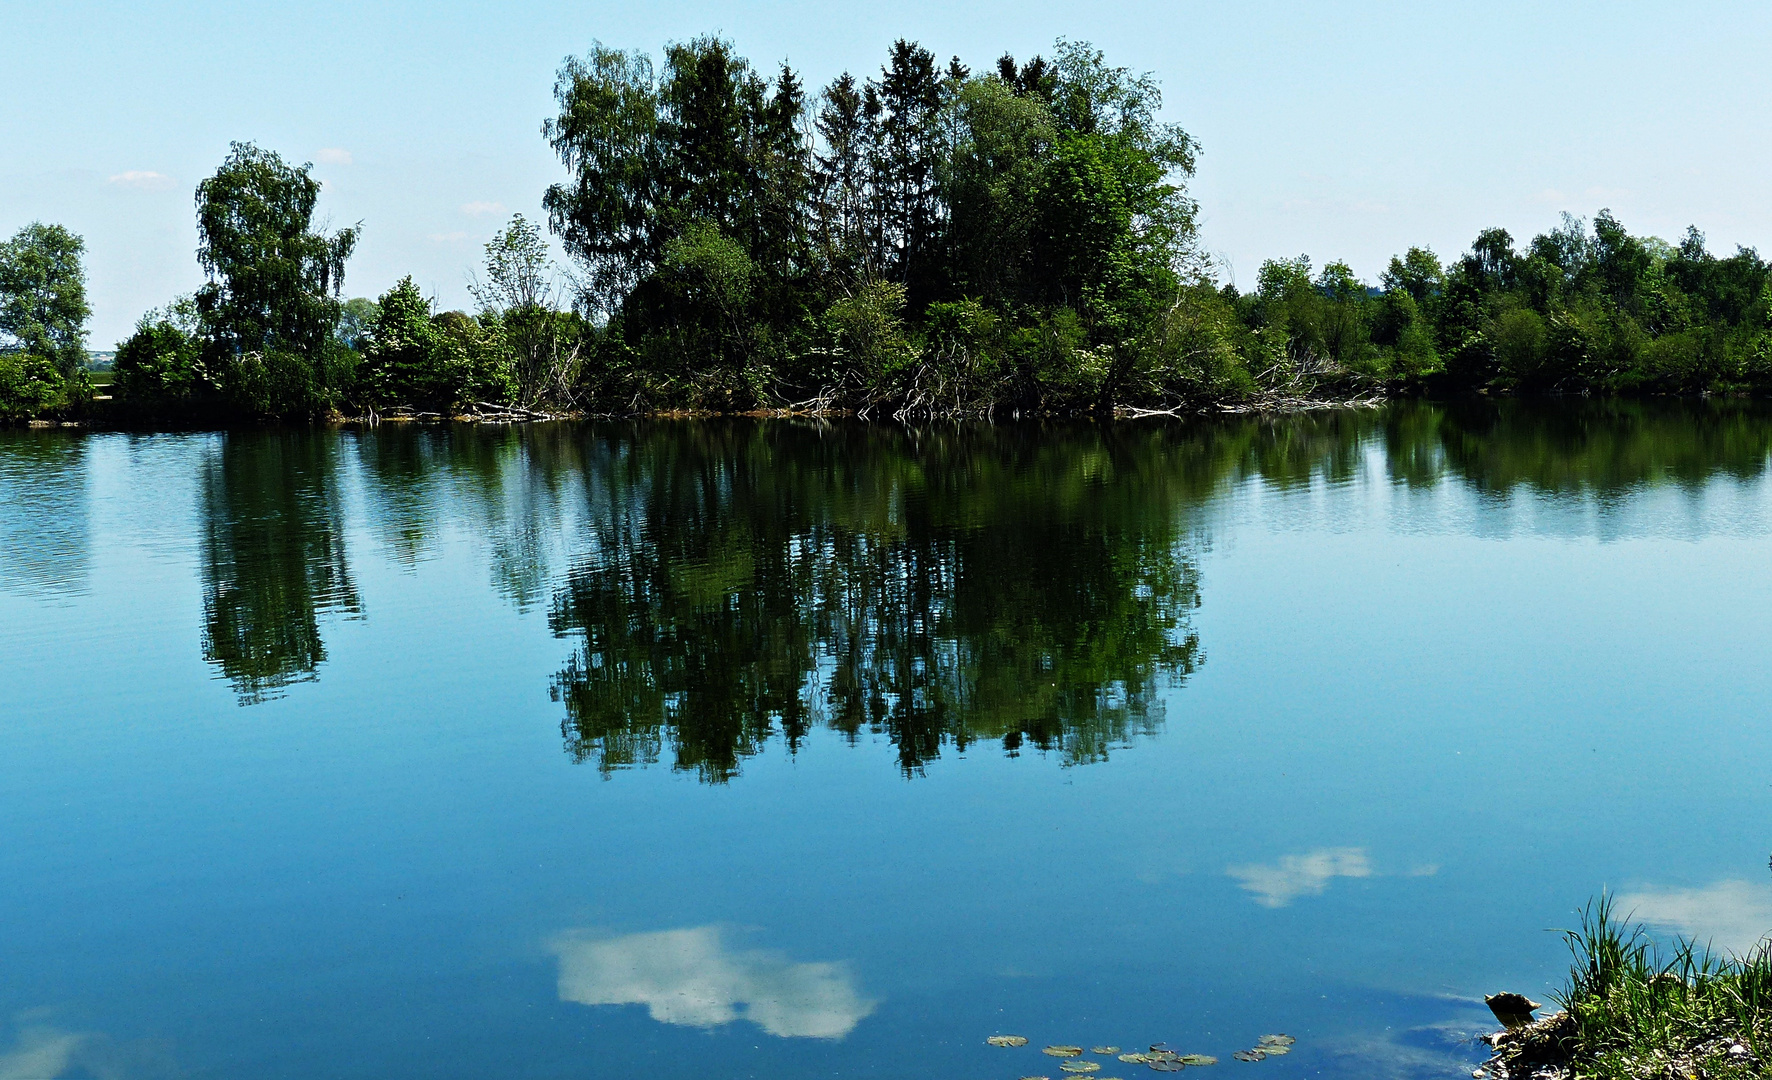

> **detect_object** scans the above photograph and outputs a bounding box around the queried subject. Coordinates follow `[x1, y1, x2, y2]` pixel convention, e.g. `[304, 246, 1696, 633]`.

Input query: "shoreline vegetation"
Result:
[4, 35, 1771, 427]
[1484, 897, 1772, 1080]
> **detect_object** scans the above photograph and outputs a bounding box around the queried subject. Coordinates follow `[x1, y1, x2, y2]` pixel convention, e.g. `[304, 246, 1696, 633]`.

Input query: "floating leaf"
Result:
[1045, 1046, 1086, 1058]
[1061, 1062, 1102, 1074]
[1147, 1062, 1184, 1073]
[1257, 1046, 1289, 1056]
[1149, 1052, 1182, 1063]
[1119, 1053, 1152, 1064]
[1231, 1050, 1266, 1062]
[1179, 1055, 1218, 1066]
[1093, 1046, 1121, 1055]
[991, 1036, 1031, 1048]
[1149, 1044, 1171, 1053]
[1020, 1076, 1051, 1080]
[1256, 1035, 1294, 1048]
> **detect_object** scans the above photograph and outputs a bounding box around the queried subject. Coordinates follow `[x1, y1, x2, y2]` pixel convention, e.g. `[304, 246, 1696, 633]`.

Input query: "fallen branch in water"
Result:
[1217, 392, 1387, 414]
[474, 400, 556, 420]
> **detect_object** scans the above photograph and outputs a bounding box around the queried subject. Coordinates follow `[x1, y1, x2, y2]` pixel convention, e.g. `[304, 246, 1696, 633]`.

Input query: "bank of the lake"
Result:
[1481, 899, 1772, 1080]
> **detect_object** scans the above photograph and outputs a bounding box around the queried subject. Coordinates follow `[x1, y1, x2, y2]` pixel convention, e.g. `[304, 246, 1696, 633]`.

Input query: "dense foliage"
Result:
[544, 36, 1212, 414]
[7, 35, 1771, 425]
[1235, 214, 1772, 399]
[537, 36, 1772, 415]
[112, 143, 364, 420]
[0, 222, 91, 420]
[113, 169, 584, 421]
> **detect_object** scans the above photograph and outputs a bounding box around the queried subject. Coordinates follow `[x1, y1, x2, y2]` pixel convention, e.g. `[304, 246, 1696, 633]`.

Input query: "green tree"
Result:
[472, 213, 551, 313]
[193, 142, 360, 416]
[114, 297, 204, 409]
[828, 280, 917, 401]
[0, 222, 92, 376]
[1039, 134, 1136, 324]
[359, 277, 517, 411]
[543, 44, 661, 317]
[940, 75, 1056, 307]
[471, 214, 582, 406]
[1381, 247, 1443, 304]
[871, 40, 945, 292]
[812, 73, 871, 275]
[743, 62, 813, 296]
[0, 353, 69, 421]
[335, 297, 380, 351]
[357, 278, 434, 408]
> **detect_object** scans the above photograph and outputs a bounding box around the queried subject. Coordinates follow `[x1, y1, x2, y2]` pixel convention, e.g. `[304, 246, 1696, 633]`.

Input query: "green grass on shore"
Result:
[1499, 895, 1772, 1079]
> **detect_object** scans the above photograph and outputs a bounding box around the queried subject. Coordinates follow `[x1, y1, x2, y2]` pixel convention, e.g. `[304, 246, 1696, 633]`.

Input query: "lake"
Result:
[6, 401, 1772, 1079]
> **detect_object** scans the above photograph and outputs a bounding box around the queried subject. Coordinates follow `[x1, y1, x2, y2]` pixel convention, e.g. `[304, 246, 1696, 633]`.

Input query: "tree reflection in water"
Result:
[200, 432, 359, 703]
[167, 399, 1772, 746]
[547, 423, 1205, 781]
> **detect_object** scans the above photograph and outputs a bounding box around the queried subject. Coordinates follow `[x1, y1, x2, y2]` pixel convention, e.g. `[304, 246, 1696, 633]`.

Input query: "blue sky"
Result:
[5, 0, 1768, 348]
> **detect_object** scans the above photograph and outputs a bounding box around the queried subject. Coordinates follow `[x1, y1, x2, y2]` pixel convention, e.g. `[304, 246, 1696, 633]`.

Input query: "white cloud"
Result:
[107, 170, 171, 189]
[550, 926, 876, 1040]
[460, 201, 506, 216]
[1227, 846, 1372, 908]
[316, 148, 353, 165]
[1618, 879, 1772, 957]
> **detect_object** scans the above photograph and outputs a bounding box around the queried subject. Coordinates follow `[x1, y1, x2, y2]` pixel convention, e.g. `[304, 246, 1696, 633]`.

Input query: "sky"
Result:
[4, 0, 1770, 349]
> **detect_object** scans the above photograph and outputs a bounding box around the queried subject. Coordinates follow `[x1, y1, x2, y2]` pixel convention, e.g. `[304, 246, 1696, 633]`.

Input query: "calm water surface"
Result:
[6, 402, 1772, 1079]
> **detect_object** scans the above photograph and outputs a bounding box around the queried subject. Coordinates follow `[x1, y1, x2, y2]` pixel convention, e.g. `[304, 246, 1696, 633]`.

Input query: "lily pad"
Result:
[1149, 1044, 1171, 1053]
[990, 1036, 1031, 1048]
[1149, 1052, 1182, 1063]
[1093, 1046, 1121, 1055]
[1044, 1046, 1086, 1058]
[1061, 1062, 1103, 1074]
[1179, 1055, 1217, 1066]
[1019, 1076, 1051, 1080]
[1118, 1053, 1152, 1064]
[1231, 1050, 1266, 1062]
[1257, 1046, 1289, 1057]
[1146, 1062, 1184, 1073]
[1256, 1035, 1294, 1048]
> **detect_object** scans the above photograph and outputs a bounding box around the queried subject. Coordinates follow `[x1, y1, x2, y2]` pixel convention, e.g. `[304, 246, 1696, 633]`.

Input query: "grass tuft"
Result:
[1494, 894, 1772, 1079]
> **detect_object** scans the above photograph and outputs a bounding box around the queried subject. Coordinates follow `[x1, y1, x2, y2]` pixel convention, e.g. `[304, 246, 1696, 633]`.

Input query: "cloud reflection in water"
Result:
[1617, 879, 1772, 957]
[0, 1023, 85, 1080]
[549, 926, 875, 1039]
[1227, 847, 1374, 908]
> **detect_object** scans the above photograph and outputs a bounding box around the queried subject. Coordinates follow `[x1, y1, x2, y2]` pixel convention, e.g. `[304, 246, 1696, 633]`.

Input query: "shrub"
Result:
[115, 315, 204, 407]
[0, 352, 69, 421]
[827, 281, 916, 401]
[356, 277, 518, 412]
[1492, 307, 1550, 387]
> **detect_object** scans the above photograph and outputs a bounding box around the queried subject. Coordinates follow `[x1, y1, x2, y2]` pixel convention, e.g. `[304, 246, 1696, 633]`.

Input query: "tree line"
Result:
[2, 34, 1770, 423]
